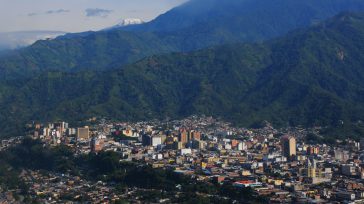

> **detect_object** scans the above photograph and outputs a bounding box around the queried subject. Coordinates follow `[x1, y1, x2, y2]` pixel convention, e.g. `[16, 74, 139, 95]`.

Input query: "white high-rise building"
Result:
[152, 136, 162, 147]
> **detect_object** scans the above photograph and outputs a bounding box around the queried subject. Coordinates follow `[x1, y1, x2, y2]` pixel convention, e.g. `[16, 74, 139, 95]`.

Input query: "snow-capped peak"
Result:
[117, 18, 144, 27]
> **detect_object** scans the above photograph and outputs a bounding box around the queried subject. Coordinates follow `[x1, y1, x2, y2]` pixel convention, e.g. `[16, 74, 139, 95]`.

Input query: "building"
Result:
[341, 164, 356, 176]
[67, 128, 77, 136]
[233, 180, 262, 188]
[335, 191, 355, 201]
[180, 148, 192, 155]
[152, 136, 162, 147]
[238, 142, 248, 151]
[42, 128, 51, 137]
[122, 129, 133, 137]
[334, 149, 350, 162]
[179, 129, 189, 144]
[55, 122, 68, 135]
[191, 140, 206, 150]
[307, 146, 319, 155]
[91, 137, 104, 152]
[174, 141, 184, 150]
[306, 158, 317, 178]
[77, 127, 90, 141]
[281, 136, 296, 159]
[231, 140, 239, 148]
[191, 131, 201, 141]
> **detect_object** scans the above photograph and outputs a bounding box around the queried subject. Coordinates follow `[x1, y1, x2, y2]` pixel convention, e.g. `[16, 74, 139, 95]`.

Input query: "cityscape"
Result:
[0, 116, 363, 203]
[1, 0, 364, 203]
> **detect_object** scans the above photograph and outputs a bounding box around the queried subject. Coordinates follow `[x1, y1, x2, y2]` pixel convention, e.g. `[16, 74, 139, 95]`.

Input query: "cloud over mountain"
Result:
[85, 8, 113, 17]
[0, 31, 66, 51]
[28, 9, 70, 17]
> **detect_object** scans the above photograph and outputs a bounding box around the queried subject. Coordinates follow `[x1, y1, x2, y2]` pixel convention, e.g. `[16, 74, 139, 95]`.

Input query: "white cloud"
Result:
[85, 8, 113, 18]
[46, 9, 70, 14]
[28, 9, 70, 17]
[0, 0, 187, 33]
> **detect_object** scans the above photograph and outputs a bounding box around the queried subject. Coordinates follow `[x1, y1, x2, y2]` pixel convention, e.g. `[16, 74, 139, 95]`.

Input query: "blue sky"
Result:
[0, 0, 187, 32]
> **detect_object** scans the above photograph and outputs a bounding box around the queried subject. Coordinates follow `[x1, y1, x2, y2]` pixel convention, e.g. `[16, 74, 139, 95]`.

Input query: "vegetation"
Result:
[0, 138, 263, 203]
[1, 0, 364, 78]
[1, 13, 364, 139]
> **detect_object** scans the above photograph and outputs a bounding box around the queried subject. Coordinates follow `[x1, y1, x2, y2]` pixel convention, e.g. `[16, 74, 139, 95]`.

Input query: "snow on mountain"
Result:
[117, 18, 144, 27]
[103, 18, 145, 30]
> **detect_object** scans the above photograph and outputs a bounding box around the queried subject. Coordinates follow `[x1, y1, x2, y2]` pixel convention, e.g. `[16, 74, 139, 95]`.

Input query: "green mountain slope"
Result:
[0, 31, 178, 79]
[2, 0, 364, 79]
[1, 12, 364, 137]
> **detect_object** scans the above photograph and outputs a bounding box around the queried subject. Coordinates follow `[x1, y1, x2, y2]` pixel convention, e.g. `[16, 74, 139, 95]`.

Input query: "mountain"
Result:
[0, 31, 177, 79]
[0, 31, 65, 51]
[124, 0, 364, 38]
[1, 12, 364, 138]
[2, 0, 364, 78]
[116, 18, 144, 27]
[104, 18, 145, 31]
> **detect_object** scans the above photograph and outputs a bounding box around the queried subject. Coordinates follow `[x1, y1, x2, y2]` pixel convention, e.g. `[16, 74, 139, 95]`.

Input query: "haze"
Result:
[0, 0, 187, 33]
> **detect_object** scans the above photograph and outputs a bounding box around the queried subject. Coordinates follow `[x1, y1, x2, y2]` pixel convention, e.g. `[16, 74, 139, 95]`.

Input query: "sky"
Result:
[0, 0, 187, 33]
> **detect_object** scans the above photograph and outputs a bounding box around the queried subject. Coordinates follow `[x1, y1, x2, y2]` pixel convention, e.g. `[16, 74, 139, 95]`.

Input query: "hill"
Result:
[0, 31, 178, 79]
[126, 0, 364, 37]
[1, 12, 364, 138]
[0, 31, 65, 51]
[1, 0, 364, 78]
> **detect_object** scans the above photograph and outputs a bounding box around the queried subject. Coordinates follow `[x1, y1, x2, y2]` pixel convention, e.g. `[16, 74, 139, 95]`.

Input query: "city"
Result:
[1, 0, 364, 203]
[1, 116, 363, 203]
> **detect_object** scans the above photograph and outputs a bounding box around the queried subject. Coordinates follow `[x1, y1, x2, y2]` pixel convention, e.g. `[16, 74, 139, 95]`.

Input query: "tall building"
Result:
[191, 131, 201, 141]
[152, 136, 162, 147]
[67, 128, 77, 136]
[231, 140, 239, 148]
[42, 128, 50, 137]
[179, 129, 189, 144]
[77, 127, 90, 141]
[91, 137, 104, 152]
[281, 136, 296, 159]
[55, 122, 68, 135]
[306, 157, 317, 178]
[334, 149, 350, 162]
[307, 146, 319, 155]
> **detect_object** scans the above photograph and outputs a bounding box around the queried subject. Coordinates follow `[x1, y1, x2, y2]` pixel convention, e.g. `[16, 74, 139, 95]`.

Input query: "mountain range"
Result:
[2, 0, 364, 79]
[114, 18, 145, 28]
[1, 11, 364, 138]
[0, 31, 65, 51]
